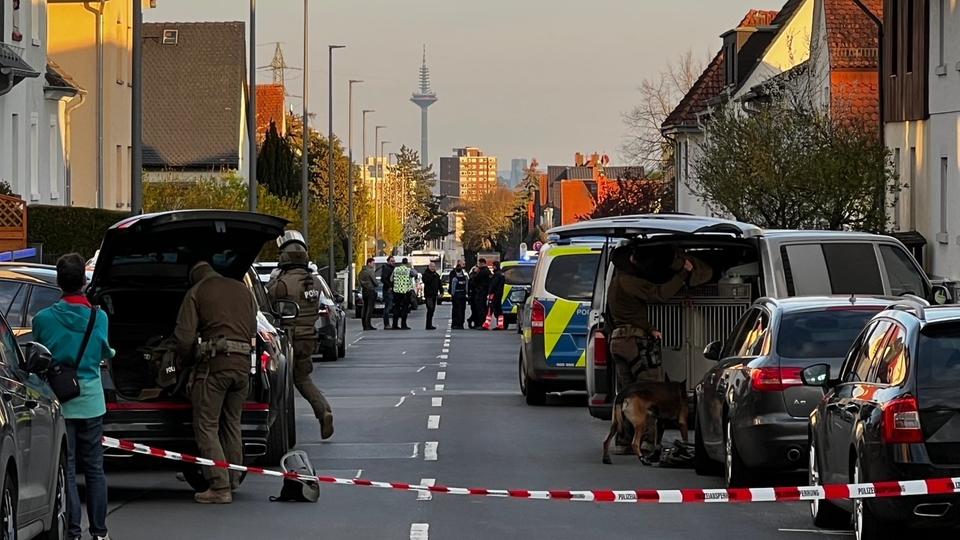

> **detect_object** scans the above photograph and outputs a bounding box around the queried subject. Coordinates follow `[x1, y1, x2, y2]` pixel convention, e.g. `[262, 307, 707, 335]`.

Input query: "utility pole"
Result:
[327, 45, 345, 286]
[374, 125, 386, 253]
[131, 0, 142, 214]
[248, 0, 258, 212]
[380, 140, 390, 253]
[346, 80, 363, 309]
[361, 109, 374, 257]
[301, 0, 310, 247]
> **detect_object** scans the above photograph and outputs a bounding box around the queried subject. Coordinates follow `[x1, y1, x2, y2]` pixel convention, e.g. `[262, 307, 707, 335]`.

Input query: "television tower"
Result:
[410, 45, 438, 172]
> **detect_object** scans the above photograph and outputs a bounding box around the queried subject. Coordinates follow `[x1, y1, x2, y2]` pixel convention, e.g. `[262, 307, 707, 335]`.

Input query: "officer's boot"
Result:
[321, 412, 334, 439]
[195, 488, 232, 504]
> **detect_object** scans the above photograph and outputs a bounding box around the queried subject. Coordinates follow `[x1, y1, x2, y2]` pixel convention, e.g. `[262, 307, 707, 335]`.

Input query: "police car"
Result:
[498, 259, 536, 328]
[518, 239, 604, 405]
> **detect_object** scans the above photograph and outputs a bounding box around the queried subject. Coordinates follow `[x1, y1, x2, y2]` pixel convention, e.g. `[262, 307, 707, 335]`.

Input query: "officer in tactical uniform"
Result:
[267, 231, 335, 440]
[174, 261, 258, 504]
[606, 245, 700, 460]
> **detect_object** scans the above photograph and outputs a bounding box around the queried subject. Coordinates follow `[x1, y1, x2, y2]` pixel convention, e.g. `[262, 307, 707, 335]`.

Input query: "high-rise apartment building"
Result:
[438, 147, 498, 206]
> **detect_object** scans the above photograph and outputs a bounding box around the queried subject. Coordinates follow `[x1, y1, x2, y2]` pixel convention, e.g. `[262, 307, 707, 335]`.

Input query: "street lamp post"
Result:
[373, 125, 386, 253]
[131, 0, 143, 214]
[301, 0, 310, 247]
[380, 140, 390, 253]
[346, 79, 363, 309]
[248, 0, 257, 212]
[361, 109, 374, 258]
[327, 45, 345, 287]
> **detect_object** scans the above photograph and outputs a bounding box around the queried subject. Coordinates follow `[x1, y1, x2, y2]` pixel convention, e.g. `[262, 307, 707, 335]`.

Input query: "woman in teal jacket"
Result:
[33, 253, 114, 540]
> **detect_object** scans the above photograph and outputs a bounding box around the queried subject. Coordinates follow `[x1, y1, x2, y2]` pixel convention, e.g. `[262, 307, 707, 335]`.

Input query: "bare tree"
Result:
[620, 50, 703, 169]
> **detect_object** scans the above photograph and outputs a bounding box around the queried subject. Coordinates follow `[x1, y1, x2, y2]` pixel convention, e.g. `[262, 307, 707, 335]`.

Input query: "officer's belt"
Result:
[610, 325, 648, 339]
[199, 338, 252, 357]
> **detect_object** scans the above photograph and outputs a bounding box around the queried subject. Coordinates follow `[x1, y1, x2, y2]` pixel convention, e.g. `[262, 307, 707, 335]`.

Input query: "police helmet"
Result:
[271, 450, 320, 503]
[278, 230, 310, 269]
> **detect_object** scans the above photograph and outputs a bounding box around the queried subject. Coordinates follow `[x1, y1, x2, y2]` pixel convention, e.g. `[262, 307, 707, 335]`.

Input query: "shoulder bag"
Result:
[47, 307, 99, 403]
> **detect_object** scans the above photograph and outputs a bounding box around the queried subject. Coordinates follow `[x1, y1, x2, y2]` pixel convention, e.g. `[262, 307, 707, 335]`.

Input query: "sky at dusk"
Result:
[146, 0, 785, 172]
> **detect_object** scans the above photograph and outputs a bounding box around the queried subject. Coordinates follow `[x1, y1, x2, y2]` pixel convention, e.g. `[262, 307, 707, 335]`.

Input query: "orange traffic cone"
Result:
[482, 307, 493, 330]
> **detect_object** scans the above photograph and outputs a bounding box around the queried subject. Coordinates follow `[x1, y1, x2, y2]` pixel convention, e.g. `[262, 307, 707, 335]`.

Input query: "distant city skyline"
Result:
[145, 0, 784, 168]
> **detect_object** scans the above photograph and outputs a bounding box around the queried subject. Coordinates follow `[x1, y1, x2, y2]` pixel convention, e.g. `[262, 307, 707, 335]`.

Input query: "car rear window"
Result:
[781, 243, 884, 296]
[776, 308, 880, 359]
[503, 265, 534, 286]
[544, 253, 599, 301]
[917, 323, 960, 388]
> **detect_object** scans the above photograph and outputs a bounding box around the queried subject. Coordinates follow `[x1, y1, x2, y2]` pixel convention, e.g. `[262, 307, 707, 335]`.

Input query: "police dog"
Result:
[602, 377, 689, 464]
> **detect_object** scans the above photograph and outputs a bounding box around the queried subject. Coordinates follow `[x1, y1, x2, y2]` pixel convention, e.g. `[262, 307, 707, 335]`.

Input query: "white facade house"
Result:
[885, 0, 960, 279]
[0, 0, 79, 205]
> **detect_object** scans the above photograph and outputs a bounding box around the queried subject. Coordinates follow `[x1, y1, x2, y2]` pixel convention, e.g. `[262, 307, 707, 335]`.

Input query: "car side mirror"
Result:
[703, 340, 722, 361]
[932, 284, 950, 305]
[334, 294, 345, 305]
[274, 300, 300, 321]
[801, 363, 833, 388]
[20, 342, 52, 374]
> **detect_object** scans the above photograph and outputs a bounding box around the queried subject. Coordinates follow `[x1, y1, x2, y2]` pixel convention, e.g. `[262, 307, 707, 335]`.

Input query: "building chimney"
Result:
[589, 153, 600, 168]
[575, 152, 584, 167]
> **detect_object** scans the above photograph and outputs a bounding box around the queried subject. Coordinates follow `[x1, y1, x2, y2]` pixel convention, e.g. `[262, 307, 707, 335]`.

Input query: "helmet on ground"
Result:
[270, 450, 320, 503]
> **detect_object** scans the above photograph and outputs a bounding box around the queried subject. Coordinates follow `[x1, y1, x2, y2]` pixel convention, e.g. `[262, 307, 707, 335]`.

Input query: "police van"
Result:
[546, 215, 950, 420]
[499, 259, 536, 328]
[518, 239, 605, 405]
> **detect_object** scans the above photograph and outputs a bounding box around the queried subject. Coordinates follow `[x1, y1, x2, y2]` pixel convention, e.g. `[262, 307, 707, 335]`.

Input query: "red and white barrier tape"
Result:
[102, 436, 960, 504]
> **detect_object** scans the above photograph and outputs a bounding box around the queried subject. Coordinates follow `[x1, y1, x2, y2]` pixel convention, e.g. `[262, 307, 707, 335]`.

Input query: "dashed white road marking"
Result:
[443, 339, 450, 346]
[434, 384, 444, 391]
[417, 478, 436, 501]
[778, 530, 852, 536]
[416, 366, 426, 373]
[437, 354, 448, 360]
[427, 415, 440, 430]
[394, 396, 406, 408]
[355, 470, 363, 478]
[410, 523, 429, 539]
[401, 351, 407, 355]
[436, 371, 446, 381]
[439, 362, 448, 368]
[424, 441, 438, 461]
[441, 348, 449, 353]
[432, 397, 443, 407]
[349, 336, 364, 346]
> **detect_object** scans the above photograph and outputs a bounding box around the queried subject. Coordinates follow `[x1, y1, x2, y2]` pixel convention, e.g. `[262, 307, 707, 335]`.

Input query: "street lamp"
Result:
[248, 0, 257, 211]
[346, 80, 363, 309]
[373, 125, 386, 253]
[301, 0, 310, 247]
[361, 109, 374, 259]
[327, 44, 345, 287]
[379, 140, 390, 253]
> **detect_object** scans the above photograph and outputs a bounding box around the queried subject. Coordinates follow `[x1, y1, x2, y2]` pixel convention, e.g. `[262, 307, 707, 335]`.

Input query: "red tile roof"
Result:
[256, 83, 286, 138]
[662, 9, 779, 131]
[823, 0, 882, 69]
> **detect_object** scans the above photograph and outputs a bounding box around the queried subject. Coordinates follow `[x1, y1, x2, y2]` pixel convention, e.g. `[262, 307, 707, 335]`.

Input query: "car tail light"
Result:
[531, 300, 545, 335]
[594, 330, 608, 367]
[750, 367, 803, 392]
[882, 396, 924, 444]
[260, 351, 272, 372]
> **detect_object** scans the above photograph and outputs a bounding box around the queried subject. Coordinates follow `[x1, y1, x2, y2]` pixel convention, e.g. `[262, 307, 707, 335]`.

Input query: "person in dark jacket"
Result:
[380, 256, 396, 329]
[357, 258, 378, 330]
[33, 253, 114, 540]
[468, 258, 491, 329]
[449, 260, 469, 329]
[487, 261, 506, 330]
[422, 262, 443, 330]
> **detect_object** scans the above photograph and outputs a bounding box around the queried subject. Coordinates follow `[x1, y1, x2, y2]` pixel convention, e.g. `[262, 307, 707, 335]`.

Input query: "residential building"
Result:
[545, 153, 644, 225]
[884, 0, 959, 280]
[47, 0, 152, 208]
[1, 0, 81, 206]
[256, 82, 285, 143]
[438, 147, 498, 205]
[141, 22, 249, 182]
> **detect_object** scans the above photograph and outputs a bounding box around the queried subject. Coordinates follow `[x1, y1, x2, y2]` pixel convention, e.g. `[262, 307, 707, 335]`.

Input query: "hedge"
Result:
[28, 205, 131, 264]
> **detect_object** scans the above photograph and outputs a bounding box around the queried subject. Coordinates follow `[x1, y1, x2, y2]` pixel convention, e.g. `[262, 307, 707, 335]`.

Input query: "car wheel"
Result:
[180, 465, 209, 493]
[810, 443, 849, 529]
[1, 471, 16, 540]
[854, 458, 898, 540]
[693, 412, 719, 476]
[42, 448, 67, 540]
[724, 420, 752, 487]
[337, 327, 346, 358]
[520, 351, 546, 406]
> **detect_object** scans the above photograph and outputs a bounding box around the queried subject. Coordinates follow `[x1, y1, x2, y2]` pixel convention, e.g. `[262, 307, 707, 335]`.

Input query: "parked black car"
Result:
[85, 210, 297, 475]
[695, 296, 893, 487]
[312, 272, 346, 361]
[805, 303, 960, 539]
[0, 319, 68, 539]
[0, 264, 67, 344]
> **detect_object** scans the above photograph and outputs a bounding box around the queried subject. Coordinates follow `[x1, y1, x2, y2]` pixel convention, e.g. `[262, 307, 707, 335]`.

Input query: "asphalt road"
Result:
[97, 305, 853, 539]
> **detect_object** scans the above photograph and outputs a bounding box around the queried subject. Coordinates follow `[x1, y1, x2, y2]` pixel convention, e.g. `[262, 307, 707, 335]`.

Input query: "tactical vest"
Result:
[451, 270, 468, 295]
[278, 268, 322, 338]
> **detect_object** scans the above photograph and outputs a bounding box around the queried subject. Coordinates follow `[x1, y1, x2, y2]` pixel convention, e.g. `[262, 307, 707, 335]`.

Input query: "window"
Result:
[847, 320, 891, 383]
[909, 147, 917, 229]
[880, 245, 927, 297]
[874, 324, 908, 386]
[906, 0, 914, 73]
[893, 148, 901, 230]
[0, 282, 23, 317]
[0, 318, 19, 368]
[116, 16, 124, 83]
[917, 323, 960, 389]
[30, 0, 38, 46]
[49, 114, 59, 199]
[722, 309, 759, 359]
[683, 140, 689, 181]
[116, 145, 124, 208]
[6, 285, 26, 327]
[25, 286, 60, 328]
[29, 112, 38, 200]
[940, 157, 949, 242]
[11, 114, 20, 190]
[781, 243, 883, 296]
[736, 310, 770, 357]
[891, 0, 899, 76]
[544, 253, 599, 302]
[777, 309, 882, 359]
[502, 265, 534, 286]
[940, 0, 947, 68]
